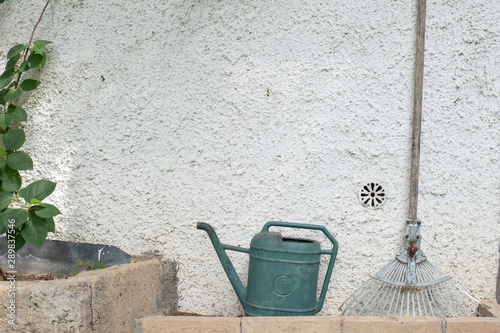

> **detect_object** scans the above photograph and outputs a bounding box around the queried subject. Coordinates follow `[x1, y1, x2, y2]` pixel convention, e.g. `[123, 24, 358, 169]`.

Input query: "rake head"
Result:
[339, 219, 489, 318]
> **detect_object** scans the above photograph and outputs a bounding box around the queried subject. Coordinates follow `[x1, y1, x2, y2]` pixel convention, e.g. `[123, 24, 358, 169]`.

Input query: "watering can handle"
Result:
[261, 221, 339, 313]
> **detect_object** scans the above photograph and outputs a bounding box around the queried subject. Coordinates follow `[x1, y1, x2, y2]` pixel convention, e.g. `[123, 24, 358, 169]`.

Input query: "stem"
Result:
[12, 193, 30, 211]
[14, 0, 52, 89]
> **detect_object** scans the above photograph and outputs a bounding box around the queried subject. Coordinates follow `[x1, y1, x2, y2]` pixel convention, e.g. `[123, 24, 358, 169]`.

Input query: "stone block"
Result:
[141, 316, 241, 333]
[76, 257, 174, 333]
[0, 279, 92, 333]
[343, 316, 442, 333]
[241, 316, 341, 333]
[479, 301, 500, 319]
[446, 317, 500, 333]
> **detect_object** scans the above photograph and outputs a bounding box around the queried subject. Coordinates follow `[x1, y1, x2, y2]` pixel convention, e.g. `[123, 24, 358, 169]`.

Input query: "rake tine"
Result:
[424, 265, 449, 317]
[426, 289, 436, 317]
[358, 280, 384, 315]
[388, 263, 405, 315]
[343, 258, 405, 315]
[419, 288, 427, 316]
[378, 284, 394, 316]
[415, 288, 421, 316]
[438, 277, 463, 316]
[394, 285, 403, 316]
[418, 266, 444, 318]
[372, 261, 403, 315]
[339, 279, 372, 313]
[447, 281, 482, 316]
[341, 278, 376, 315]
[451, 281, 488, 313]
[347, 279, 378, 316]
[371, 281, 390, 315]
[407, 288, 410, 317]
[424, 260, 478, 315]
[373, 262, 401, 316]
[425, 289, 435, 316]
[399, 288, 405, 316]
[432, 289, 445, 318]
[424, 263, 458, 317]
[378, 262, 405, 315]
[415, 265, 428, 316]
[339, 259, 396, 313]
[365, 282, 387, 315]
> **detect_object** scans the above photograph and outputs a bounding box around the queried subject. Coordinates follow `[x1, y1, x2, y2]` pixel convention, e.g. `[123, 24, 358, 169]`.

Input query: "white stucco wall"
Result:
[0, 0, 498, 316]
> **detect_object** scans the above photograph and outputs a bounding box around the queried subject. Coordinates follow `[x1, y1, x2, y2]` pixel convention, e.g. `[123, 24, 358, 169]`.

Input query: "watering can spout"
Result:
[197, 222, 248, 306]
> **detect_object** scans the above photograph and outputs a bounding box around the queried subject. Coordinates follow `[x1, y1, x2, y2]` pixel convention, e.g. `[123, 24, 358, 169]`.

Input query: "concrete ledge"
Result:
[343, 316, 442, 333]
[0, 257, 177, 333]
[141, 316, 241, 333]
[141, 312, 500, 333]
[241, 316, 341, 333]
[140, 299, 500, 333]
[446, 317, 500, 333]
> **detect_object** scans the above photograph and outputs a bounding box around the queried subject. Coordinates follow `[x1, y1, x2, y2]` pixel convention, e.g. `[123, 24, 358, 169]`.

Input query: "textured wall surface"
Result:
[0, 0, 498, 316]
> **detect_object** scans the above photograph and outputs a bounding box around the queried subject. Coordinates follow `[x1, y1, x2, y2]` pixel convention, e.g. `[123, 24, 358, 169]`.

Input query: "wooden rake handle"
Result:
[409, 0, 427, 220]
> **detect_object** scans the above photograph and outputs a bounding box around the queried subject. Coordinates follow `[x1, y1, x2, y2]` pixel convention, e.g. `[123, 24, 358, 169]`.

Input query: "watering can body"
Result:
[197, 221, 339, 316]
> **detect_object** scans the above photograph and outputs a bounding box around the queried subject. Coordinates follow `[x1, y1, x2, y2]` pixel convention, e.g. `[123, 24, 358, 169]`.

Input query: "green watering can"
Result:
[197, 221, 339, 316]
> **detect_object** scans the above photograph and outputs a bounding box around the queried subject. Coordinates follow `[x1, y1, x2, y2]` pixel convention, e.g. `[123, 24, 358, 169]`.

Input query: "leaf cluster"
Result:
[0, 41, 60, 250]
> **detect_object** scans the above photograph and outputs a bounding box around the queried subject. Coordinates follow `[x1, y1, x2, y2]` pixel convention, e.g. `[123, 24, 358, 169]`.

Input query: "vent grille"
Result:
[359, 183, 386, 210]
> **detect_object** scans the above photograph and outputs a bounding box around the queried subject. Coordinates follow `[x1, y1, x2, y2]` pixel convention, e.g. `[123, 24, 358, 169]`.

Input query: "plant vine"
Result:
[0, 0, 60, 250]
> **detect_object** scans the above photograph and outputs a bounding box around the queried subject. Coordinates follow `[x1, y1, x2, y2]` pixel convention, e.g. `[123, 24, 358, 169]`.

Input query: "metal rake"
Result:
[340, 0, 490, 318]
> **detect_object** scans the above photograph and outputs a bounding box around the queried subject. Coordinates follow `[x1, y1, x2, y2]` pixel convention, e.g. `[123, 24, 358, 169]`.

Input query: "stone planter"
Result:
[0, 257, 177, 333]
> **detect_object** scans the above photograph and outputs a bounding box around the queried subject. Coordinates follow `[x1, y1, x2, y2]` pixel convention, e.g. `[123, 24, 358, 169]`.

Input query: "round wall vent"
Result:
[359, 183, 386, 210]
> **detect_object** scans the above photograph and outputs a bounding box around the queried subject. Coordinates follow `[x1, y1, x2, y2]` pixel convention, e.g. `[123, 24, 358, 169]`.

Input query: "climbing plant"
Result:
[0, 0, 60, 250]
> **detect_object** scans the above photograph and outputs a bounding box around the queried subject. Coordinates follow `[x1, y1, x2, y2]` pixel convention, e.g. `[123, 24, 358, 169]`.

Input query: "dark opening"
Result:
[282, 237, 314, 243]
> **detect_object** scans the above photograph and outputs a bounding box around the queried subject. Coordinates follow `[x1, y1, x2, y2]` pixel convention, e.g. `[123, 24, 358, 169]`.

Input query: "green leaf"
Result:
[2, 129, 25, 150]
[7, 104, 27, 122]
[0, 208, 28, 228]
[39, 52, 47, 69]
[0, 0, 6, 5]
[3, 88, 21, 102]
[31, 40, 52, 54]
[34, 203, 61, 218]
[17, 61, 30, 73]
[0, 69, 15, 90]
[27, 53, 44, 70]
[14, 230, 26, 251]
[20, 79, 40, 91]
[20, 180, 56, 202]
[0, 158, 6, 168]
[0, 191, 13, 210]
[7, 151, 33, 170]
[22, 211, 49, 249]
[30, 198, 42, 205]
[0, 112, 13, 130]
[0, 166, 21, 192]
[47, 217, 55, 233]
[7, 44, 26, 60]
[5, 54, 20, 70]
